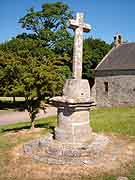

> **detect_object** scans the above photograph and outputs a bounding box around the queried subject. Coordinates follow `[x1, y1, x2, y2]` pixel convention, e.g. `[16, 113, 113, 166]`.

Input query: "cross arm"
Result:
[68, 19, 91, 32]
[83, 23, 91, 32]
[68, 19, 78, 30]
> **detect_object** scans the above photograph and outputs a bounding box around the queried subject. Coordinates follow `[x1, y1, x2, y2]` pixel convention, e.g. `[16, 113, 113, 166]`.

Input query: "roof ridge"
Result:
[95, 47, 115, 70]
[120, 42, 135, 46]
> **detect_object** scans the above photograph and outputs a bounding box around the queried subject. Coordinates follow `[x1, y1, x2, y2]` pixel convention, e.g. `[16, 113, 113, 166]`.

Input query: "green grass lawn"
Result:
[0, 106, 135, 136]
[0, 116, 56, 133]
[0, 106, 135, 180]
[91, 106, 135, 136]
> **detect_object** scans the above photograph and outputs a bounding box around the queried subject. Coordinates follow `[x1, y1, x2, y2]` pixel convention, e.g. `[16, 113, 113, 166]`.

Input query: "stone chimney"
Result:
[114, 33, 123, 47]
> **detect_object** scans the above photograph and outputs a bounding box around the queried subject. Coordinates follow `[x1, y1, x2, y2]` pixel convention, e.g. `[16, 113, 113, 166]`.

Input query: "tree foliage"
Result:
[0, 2, 72, 129]
[19, 2, 73, 55]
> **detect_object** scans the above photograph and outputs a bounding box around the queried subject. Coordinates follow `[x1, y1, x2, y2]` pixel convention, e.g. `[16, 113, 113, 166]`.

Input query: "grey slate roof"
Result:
[96, 43, 135, 71]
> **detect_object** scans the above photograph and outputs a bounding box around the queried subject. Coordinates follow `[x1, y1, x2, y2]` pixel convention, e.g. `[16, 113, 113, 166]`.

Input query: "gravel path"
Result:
[0, 106, 57, 125]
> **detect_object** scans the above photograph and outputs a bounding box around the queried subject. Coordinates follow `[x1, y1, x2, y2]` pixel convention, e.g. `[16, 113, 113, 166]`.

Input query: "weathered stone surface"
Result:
[24, 133, 135, 166]
[39, 134, 53, 146]
[50, 106, 92, 143]
[63, 79, 91, 101]
[69, 13, 91, 79]
[53, 79, 92, 143]
[50, 79, 93, 105]
[50, 80, 93, 144]
[24, 133, 110, 164]
[95, 75, 135, 107]
[49, 13, 93, 144]
[87, 134, 110, 153]
[23, 139, 40, 155]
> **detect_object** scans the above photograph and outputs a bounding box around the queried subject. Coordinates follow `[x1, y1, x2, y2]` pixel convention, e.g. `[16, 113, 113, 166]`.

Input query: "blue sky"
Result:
[0, 0, 135, 44]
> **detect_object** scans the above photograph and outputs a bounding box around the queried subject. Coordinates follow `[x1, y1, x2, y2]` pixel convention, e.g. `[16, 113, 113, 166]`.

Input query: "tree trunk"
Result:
[31, 118, 35, 130]
[13, 96, 16, 103]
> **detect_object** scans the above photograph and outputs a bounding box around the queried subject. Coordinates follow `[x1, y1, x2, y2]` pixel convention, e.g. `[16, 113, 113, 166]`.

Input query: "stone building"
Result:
[95, 34, 135, 107]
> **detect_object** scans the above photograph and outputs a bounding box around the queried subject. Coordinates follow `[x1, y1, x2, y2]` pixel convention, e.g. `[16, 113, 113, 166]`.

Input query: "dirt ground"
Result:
[2, 130, 135, 180]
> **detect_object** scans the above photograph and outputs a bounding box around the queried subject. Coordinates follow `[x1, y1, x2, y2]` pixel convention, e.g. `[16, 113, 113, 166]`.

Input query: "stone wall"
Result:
[90, 83, 96, 102]
[95, 74, 135, 107]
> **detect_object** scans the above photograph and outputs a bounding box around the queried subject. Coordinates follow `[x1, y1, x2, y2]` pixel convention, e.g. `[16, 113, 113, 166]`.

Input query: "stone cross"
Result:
[69, 13, 91, 79]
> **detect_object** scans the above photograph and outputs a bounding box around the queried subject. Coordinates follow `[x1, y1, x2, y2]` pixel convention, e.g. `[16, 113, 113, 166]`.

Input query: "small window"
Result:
[104, 82, 108, 93]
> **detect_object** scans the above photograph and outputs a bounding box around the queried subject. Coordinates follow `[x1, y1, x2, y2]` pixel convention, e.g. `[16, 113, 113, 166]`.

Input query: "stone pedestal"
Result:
[55, 107, 91, 143]
[50, 79, 93, 144]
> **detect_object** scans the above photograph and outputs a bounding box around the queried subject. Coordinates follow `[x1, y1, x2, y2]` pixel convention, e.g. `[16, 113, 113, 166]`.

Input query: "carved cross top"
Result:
[69, 13, 91, 79]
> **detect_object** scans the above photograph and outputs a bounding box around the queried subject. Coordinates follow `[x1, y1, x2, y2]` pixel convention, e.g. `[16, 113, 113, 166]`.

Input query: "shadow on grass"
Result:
[0, 100, 26, 111]
[0, 121, 56, 134]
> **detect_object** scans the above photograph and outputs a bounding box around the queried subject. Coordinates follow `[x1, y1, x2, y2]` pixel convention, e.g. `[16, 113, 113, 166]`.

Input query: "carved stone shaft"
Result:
[69, 13, 91, 79]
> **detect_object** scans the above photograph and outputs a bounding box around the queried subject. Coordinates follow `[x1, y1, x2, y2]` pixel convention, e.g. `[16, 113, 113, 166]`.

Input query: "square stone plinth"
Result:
[55, 106, 92, 144]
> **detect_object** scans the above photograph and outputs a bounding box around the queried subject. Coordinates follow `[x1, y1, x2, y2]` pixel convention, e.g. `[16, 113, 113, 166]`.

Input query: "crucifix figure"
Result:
[69, 13, 91, 79]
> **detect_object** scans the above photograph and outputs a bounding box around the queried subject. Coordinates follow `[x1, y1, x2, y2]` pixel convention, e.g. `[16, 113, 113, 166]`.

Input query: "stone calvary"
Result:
[23, 13, 135, 167]
[50, 12, 93, 144]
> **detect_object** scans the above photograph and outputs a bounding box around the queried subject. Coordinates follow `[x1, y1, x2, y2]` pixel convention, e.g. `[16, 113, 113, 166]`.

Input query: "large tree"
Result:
[0, 2, 72, 129]
[0, 39, 71, 129]
[19, 2, 73, 56]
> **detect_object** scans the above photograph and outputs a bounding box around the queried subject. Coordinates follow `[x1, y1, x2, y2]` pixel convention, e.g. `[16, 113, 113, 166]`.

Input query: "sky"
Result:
[0, 0, 135, 44]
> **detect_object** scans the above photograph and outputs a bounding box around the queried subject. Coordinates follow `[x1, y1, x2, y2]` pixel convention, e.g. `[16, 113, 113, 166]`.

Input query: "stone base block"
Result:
[56, 106, 92, 143]
[23, 133, 135, 166]
[55, 125, 92, 144]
